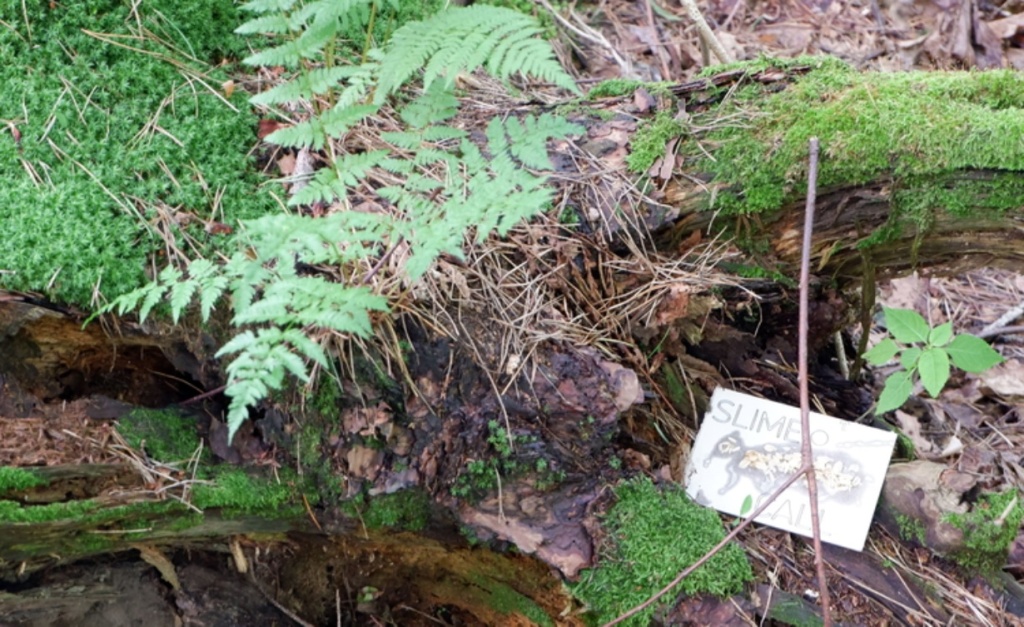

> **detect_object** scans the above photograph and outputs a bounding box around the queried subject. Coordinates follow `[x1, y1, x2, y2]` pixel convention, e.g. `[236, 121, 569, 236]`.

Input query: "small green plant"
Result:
[452, 421, 562, 499]
[103, 2, 582, 441]
[863, 307, 1003, 414]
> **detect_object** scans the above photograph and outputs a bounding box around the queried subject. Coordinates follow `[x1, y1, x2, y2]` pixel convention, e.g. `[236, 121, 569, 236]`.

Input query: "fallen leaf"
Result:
[979, 360, 1024, 398]
[257, 119, 282, 140]
[277, 153, 296, 176]
[221, 79, 235, 98]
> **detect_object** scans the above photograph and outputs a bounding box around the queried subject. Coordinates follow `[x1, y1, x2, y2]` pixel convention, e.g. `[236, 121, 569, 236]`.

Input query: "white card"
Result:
[684, 387, 896, 551]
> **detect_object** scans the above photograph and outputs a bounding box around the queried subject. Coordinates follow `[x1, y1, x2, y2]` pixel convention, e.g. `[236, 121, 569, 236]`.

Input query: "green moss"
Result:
[0, 0, 276, 306]
[191, 468, 304, 516]
[896, 513, 927, 545]
[588, 79, 676, 100]
[588, 78, 646, 99]
[117, 408, 202, 463]
[683, 60, 1024, 241]
[697, 54, 850, 78]
[626, 110, 687, 174]
[309, 378, 343, 419]
[466, 573, 554, 627]
[718, 262, 796, 286]
[452, 421, 563, 501]
[0, 467, 48, 494]
[944, 490, 1024, 574]
[0, 497, 179, 525]
[571, 477, 753, 625]
[342, 489, 432, 531]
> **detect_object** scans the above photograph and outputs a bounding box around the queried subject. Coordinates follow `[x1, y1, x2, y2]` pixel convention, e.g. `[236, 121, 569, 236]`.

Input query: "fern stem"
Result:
[361, 0, 379, 62]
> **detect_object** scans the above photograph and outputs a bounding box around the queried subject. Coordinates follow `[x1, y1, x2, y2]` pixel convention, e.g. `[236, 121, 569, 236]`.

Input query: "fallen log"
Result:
[577, 57, 1024, 281]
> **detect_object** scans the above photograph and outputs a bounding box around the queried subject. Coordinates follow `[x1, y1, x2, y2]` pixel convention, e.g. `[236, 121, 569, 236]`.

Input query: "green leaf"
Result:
[946, 335, 1003, 373]
[876, 370, 913, 414]
[234, 14, 292, 35]
[863, 338, 899, 365]
[739, 494, 753, 517]
[239, 0, 298, 15]
[376, 6, 578, 102]
[899, 346, 922, 371]
[169, 278, 198, 324]
[138, 283, 169, 322]
[884, 307, 930, 344]
[918, 347, 950, 398]
[928, 322, 954, 347]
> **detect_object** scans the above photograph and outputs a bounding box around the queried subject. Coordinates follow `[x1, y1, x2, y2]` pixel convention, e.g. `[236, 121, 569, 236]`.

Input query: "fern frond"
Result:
[505, 114, 584, 169]
[265, 104, 377, 149]
[242, 38, 310, 68]
[286, 280, 388, 335]
[239, 0, 298, 15]
[376, 6, 578, 102]
[289, 150, 389, 206]
[234, 14, 293, 35]
[199, 275, 228, 321]
[420, 125, 465, 142]
[239, 212, 392, 266]
[398, 81, 460, 129]
[378, 158, 414, 175]
[168, 277, 198, 324]
[251, 66, 362, 106]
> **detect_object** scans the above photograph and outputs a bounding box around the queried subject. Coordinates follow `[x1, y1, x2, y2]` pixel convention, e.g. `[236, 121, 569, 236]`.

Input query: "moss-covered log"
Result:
[599, 57, 1024, 280]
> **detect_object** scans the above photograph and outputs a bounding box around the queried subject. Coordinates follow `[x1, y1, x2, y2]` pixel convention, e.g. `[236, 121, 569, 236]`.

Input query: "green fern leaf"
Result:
[217, 330, 258, 358]
[239, 0, 298, 15]
[233, 294, 290, 325]
[280, 328, 328, 367]
[168, 278, 198, 324]
[376, 6, 578, 102]
[506, 114, 584, 169]
[199, 275, 228, 322]
[234, 14, 292, 35]
[289, 150, 389, 206]
[420, 125, 465, 142]
[138, 269, 177, 322]
[242, 38, 308, 68]
[270, 344, 310, 381]
[251, 66, 363, 106]
[108, 285, 149, 317]
[399, 81, 460, 129]
[266, 104, 377, 149]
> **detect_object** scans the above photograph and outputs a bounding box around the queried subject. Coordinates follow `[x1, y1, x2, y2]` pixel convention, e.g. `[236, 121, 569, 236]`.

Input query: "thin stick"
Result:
[676, 0, 733, 64]
[800, 137, 832, 626]
[603, 138, 832, 626]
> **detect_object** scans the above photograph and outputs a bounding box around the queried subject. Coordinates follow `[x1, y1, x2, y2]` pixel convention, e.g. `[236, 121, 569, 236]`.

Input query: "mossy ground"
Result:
[571, 477, 753, 626]
[0, 0, 275, 306]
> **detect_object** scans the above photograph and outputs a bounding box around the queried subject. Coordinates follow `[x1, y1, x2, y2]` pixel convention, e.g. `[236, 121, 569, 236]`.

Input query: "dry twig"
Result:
[603, 138, 832, 626]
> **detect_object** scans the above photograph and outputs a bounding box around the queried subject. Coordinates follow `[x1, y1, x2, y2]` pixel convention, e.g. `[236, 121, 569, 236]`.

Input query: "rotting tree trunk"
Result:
[0, 300, 591, 624]
[575, 58, 1024, 281]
